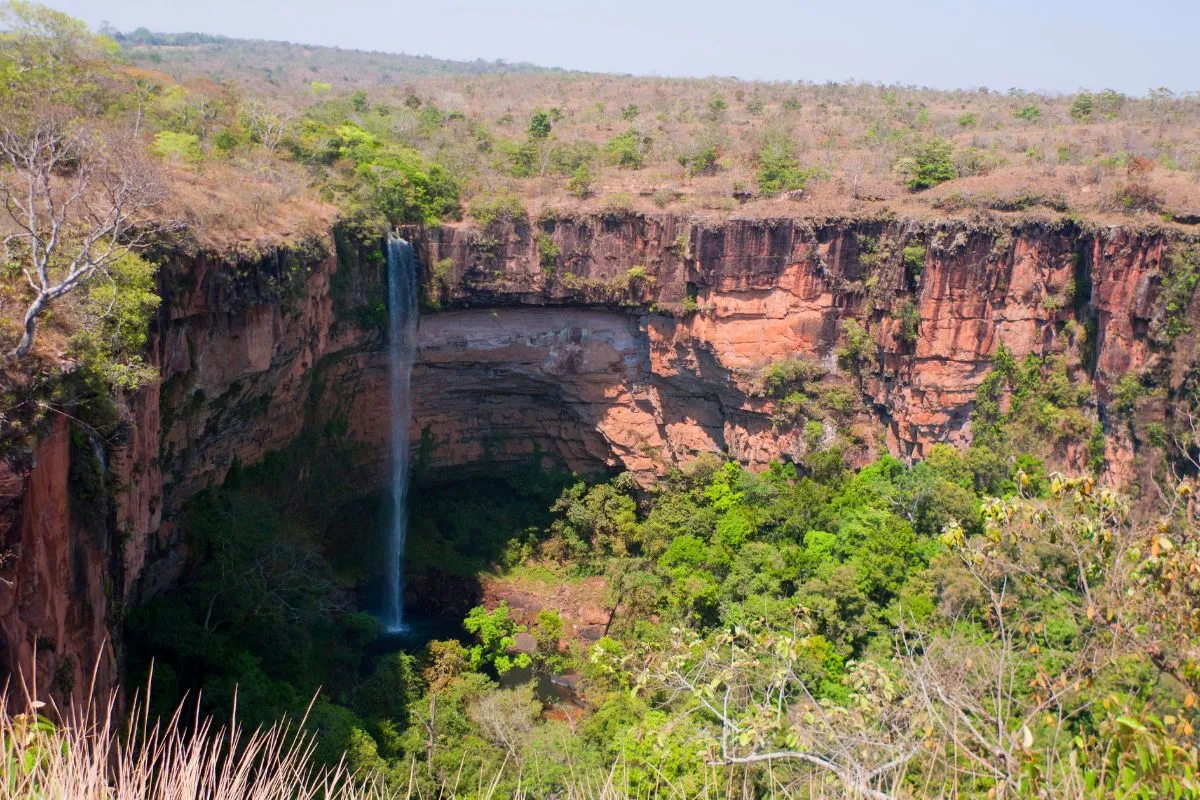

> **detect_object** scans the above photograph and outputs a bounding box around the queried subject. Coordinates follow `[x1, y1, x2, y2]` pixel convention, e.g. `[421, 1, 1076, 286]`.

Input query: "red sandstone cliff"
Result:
[0, 213, 1193, 704]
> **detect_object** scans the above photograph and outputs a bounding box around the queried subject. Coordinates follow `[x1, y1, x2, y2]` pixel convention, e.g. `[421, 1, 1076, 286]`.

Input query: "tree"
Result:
[633, 615, 918, 800]
[468, 684, 540, 761]
[910, 473, 1200, 796]
[527, 109, 552, 141]
[755, 130, 808, 196]
[835, 318, 876, 386]
[463, 603, 531, 675]
[0, 2, 118, 106]
[1069, 92, 1095, 121]
[605, 126, 650, 170]
[1, 108, 164, 359]
[566, 163, 593, 198]
[241, 98, 296, 153]
[895, 137, 956, 191]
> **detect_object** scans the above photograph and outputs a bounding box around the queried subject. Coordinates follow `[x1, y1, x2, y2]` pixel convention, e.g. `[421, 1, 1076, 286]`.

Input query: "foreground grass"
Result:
[0, 679, 906, 800]
[0, 677, 372, 800]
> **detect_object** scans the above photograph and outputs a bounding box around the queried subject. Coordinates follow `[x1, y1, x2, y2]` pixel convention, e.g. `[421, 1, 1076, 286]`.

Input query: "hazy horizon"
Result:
[44, 0, 1199, 96]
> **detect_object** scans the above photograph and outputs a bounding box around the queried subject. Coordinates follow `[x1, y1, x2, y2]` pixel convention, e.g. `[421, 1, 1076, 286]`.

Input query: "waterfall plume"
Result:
[383, 237, 418, 633]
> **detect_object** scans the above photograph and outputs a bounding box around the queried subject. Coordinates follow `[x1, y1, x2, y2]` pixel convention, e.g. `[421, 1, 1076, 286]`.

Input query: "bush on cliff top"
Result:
[896, 137, 957, 191]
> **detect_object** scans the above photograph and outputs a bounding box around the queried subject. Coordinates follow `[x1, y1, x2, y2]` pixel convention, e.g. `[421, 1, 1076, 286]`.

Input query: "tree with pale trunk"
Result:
[242, 99, 297, 153]
[1, 107, 164, 360]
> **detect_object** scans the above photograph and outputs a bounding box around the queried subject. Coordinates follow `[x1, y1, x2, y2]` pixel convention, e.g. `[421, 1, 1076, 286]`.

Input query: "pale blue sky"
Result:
[47, 0, 1197, 94]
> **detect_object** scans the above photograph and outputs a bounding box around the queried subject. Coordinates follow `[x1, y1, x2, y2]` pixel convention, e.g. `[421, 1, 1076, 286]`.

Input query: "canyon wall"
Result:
[0, 212, 1193, 704]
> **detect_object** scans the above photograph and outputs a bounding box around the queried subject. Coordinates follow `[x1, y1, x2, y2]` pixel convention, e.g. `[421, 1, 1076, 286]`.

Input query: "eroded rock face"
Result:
[0, 419, 116, 708]
[0, 213, 1191, 705]
[417, 216, 1178, 470]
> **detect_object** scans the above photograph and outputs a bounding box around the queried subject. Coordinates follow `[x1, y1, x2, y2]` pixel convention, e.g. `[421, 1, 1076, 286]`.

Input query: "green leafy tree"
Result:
[1014, 104, 1042, 122]
[527, 109, 552, 141]
[896, 137, 956, 191]
[1070, 91, 1095, 121]
[566, 163, 593, 198]
[354, 146, 461, 225]
[0, 1, 118, 105]
[755, 130, 808, 196]
[605, 127, 649, 169]
[463, 603, 532, 675]
[835, 318, 876, 384]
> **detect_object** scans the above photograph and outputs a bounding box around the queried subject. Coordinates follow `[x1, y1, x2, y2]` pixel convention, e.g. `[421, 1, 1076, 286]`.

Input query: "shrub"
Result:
[152, 130, 201, 162]
[755, 131, 809, 196]
[903, 245, 925, 277]
[758, 357, 825, 398]
[707, 93, 728, 117]
[467, 192, 527, 225]
[1014, 105, 1042, 122]
[898, 300, 920, 343]
[957, 113, 977, 127]
[1144, 422, 1167, 448]
[212, 128, 240, 155]
[1157, 244, 1200, 341]
[600, 192, 635, 216]
[1112, 182, 1162, 214]
[567, 163, 593, 198]
[503, 140, 538, 177]
[536, 232, 560, 274]
[1111, 373, 1145, 418]
[896, 137, 956, 191]
[836, 318, 876, 378]
[620, 104, 639, 121]
[549, 140, 598, 175]
[679, 143, 721, 176]
[1070, 92, 1095, 121]
[527, 109, 552, 141]
[605, 129, 648, 169]
[71, 252, 160, 391]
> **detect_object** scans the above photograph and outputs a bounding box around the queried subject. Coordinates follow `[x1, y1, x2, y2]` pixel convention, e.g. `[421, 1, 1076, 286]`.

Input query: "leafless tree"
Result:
[0, 107, 164, 360]
[468, 685, 540, 762]
[242, 99, 297, 153]
[642, 619, 918, 800]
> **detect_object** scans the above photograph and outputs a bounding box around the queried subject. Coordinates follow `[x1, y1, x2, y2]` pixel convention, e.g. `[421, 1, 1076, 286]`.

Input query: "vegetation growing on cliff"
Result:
[98, 429, 1200, 799]
[8, 7, 1200, 800]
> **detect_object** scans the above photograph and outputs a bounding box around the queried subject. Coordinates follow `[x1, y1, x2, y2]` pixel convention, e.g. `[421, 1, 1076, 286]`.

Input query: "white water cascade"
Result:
[382, 237, 418, 633]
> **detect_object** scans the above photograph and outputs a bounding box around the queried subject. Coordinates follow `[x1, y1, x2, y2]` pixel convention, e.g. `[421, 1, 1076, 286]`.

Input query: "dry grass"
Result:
[0, 663, 373, 800]
[160, 156, 336, 251]
[0, 671, 915, 800]
[125, 39, 1200, 230]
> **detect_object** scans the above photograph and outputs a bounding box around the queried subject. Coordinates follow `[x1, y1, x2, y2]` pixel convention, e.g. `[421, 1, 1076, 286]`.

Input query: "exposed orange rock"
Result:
[0, 213, 1190, 705]
[0, 418, 115, 709]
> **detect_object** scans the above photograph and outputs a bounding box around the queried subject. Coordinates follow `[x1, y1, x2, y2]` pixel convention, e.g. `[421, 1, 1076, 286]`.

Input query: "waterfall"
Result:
[383, 237, 418, 633]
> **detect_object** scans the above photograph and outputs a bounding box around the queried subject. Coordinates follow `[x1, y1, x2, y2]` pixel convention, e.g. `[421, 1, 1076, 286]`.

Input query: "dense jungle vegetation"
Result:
[113, 346, 1200, 799]
[3, 4, 1200, 800]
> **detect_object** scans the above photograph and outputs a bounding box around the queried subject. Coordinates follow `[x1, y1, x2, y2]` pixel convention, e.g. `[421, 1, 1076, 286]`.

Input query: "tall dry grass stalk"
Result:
[0, 662, 381, 800]
[0, 664, 917, 800]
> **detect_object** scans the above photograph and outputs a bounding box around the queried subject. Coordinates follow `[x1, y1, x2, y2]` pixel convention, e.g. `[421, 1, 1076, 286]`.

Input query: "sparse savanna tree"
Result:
[1, 1, 165, 362]
[0, 107, 164, 360]
[633, 614, 919, 800]
[241, 98, 297, 153]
